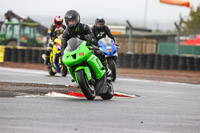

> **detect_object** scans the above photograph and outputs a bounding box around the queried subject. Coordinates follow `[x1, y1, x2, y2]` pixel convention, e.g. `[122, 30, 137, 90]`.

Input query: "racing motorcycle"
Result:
[98, 37, 118, 81]
[46, 37, 68, 77]
[62, 38, 114, 100]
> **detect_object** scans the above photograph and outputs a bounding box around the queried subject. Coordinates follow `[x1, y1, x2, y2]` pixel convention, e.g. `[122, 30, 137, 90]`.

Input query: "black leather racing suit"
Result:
[91, 25, 115, 42]
[61, 23, 109, 73]
[48, 24, 66, 40]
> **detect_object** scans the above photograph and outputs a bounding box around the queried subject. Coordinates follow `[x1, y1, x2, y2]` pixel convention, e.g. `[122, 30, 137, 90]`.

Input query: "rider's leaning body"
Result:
[44, 16, 66, 65]
[61, 10, 111, 78]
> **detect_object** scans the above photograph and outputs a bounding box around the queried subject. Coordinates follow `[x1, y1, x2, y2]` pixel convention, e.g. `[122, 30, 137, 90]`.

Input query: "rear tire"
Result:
[100, 82, 114, 100]
[108, 59, 116, 82]
[76, 70, 95, 100]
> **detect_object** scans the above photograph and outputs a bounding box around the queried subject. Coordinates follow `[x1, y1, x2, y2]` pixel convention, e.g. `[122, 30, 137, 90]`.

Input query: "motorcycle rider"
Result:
[44, 16, 66, 65]
[61, 10, 111, 78]
[92, 17, 118, 45]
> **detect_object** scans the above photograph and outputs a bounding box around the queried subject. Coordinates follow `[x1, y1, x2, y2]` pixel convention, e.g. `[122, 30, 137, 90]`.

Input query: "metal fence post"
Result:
[126, 20, 133, 54]
[174, 22, 181, 55]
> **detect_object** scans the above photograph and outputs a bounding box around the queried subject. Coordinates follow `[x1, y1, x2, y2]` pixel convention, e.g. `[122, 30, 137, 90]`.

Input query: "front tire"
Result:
[108, 59, 116, 82]
[61, 65, 68, 77]
[48, 65, 56, 76]
[76, 70, 95, 100]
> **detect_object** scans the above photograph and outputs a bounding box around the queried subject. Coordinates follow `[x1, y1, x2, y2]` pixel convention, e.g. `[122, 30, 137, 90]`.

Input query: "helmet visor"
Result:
[67, 16, 79, 27]
[55, 21, 62, 26]
[96, 23, 104, 28]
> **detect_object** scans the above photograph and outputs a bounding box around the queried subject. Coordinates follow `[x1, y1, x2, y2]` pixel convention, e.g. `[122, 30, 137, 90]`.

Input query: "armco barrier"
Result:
[2, 47, 200, 71]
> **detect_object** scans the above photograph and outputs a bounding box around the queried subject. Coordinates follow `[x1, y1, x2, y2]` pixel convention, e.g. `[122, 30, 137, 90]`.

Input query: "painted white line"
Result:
[0, 67, 47, 75]
[16, 91, 138, 99]
[45, 91, 137, 99]
[0, 67, 72, 78]
[114, 92, 138, 98]
[117, 77, 200, 86]
[45, 92, 81, 99]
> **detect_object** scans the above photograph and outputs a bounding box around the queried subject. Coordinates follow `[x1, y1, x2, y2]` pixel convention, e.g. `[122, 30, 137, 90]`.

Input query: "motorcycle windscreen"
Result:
[98, 37, 112, 46]
[66, 38, 83, 52]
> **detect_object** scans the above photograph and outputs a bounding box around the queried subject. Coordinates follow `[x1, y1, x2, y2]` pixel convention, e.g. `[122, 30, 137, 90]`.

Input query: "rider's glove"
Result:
[115, 42, 120, 48]
[84, 34, 97, 44]
[84, 34, 92, 42]
[49, 39, 54, 45]
[58, 52, 62, 57]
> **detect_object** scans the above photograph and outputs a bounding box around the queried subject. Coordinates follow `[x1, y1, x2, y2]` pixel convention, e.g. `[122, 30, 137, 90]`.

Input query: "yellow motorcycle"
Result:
[48, 37, 67, 76]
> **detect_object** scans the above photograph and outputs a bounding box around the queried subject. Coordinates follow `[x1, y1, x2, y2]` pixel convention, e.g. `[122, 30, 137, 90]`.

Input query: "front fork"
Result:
[74, 66, 92, 84]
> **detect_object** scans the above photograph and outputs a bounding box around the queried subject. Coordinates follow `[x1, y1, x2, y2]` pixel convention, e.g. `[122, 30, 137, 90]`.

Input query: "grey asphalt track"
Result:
[0, 67, 200, 133]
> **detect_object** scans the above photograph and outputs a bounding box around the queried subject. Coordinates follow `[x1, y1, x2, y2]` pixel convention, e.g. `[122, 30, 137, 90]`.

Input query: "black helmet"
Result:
[95, 17, 105, 29]
[65, 10, 80, 28]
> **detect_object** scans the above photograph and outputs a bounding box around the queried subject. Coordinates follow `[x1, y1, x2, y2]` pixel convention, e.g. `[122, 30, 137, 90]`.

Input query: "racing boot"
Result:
[44, 56, 49, 65]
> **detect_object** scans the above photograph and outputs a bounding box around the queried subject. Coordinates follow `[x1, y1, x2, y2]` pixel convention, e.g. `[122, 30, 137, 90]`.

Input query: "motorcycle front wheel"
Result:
[48, 65, 56, 76]
[76, 70, 95, 100]
[108, 59, 116, 82]
[61, 65, 68, 77]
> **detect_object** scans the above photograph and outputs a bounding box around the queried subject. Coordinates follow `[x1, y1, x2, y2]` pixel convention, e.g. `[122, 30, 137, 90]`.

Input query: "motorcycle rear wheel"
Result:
[76, 70, 95, 100]
[100, 82, 114, 100]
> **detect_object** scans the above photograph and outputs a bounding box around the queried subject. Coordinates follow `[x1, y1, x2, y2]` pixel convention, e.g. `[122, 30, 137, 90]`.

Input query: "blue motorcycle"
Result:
[98, 37, 118, 81]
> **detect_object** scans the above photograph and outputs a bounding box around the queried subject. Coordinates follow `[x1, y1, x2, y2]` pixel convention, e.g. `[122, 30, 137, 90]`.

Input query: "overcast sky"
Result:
[1, 0, 200, 30]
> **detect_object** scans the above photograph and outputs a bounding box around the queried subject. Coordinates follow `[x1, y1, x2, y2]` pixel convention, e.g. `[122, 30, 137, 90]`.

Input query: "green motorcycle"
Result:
[62, 38, 114, 100]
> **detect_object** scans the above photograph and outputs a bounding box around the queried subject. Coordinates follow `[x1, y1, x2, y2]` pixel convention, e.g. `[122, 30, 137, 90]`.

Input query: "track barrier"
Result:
[1, 47, 200, 71]
[117, 53, 200, 71]
[0, 46, 5, 62]
[25, 49, 32, 63]
[11, 48, 18, 62]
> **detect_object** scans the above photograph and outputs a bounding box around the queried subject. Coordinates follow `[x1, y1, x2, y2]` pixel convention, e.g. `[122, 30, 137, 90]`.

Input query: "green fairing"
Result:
[87, 54, 105, 79]
[62, 41, 91, 67]
[62, 40, 106, 83]
[75, 66, 91, 83]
